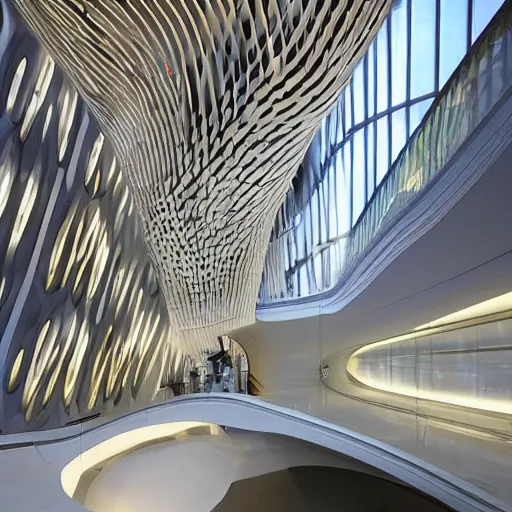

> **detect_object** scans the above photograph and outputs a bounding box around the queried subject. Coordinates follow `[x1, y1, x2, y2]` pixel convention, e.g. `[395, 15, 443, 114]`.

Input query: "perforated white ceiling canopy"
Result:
[11, 0, 390, 356]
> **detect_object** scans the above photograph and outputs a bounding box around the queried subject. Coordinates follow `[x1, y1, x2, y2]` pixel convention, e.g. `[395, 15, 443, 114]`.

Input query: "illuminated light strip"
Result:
[347, 362, 512, 416]
[347, 291, 512, 415]
[87, 326, 112, 411]
[46, 203, 79, 291]
[7, 349, 24, 393]
[415, 291, 512, 331]
[60, 421, 216, 498]
[0, 145, 16, 220]
[57, 89, 78, 162]
[19, 57, 55, 141]
[6, 57, 27, 114]
[64, 321, 89, 407]
[0, 168, 64, 397]
[42, 104, 53, 141]
[0, 7, 180, 427]
[21, 320, 51, 414]
[352, 309, 512, 360]
[6, 162, 40, 256]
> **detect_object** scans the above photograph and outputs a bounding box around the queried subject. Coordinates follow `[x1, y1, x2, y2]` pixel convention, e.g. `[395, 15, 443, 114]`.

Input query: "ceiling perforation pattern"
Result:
[0, 0, 391, 431]
[9, 0, 391, 353]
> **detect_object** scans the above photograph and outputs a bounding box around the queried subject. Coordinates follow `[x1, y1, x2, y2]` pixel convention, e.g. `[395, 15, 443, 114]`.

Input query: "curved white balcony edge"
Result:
[0, 394, 507, 511]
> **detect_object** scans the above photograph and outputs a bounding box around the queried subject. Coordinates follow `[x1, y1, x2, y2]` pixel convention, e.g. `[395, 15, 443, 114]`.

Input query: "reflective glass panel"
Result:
[391, 1, 408, 105]
[336, 150, 350, 236]
[353, 62, 365, 125]
[311, 190, 320, 247]
[376, 21, 389, 113]
[344, 82, 353, 130]
[367, 43, 376, 117]
[338, 145, 351, 233]
[320, 118, 327, 167]
[352, 130, 366, 224]
[299, 263, 309, 296]
[329, 107, 338, 148]
[472, 0, 504, 43]
[319, 183, 328, 244]
[304, 201, 313, 255]
[336, 100, 344, 144]
[328, 163, 338, 239]
[391, 108, 407, 163]
[409, 98, 434, 136]
[313, 253, 323, 291]
[296, 217, 305, 260]
[439, 0, 468, 87]
[284, 238, 290, 272]
[376, 115, 389, 184]
[410, 0, 436, 98]
[290, 215, 298, 264]
[367, 123, 376, 198]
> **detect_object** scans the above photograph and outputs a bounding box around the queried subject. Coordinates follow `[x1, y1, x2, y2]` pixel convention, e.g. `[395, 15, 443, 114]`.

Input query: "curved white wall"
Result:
[85, 436, 236, 512]
[84, 428, 374, 512]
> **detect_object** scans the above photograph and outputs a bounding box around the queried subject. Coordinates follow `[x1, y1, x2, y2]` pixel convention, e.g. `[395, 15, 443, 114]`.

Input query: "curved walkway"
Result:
[0, 394, 507, 512]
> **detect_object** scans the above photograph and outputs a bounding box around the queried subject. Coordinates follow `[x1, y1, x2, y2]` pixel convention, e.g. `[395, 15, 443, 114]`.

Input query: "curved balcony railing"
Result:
[259, 1, 512, 304]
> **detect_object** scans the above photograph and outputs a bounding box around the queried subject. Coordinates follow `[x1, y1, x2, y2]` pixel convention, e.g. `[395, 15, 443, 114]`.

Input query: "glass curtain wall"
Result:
[260, 0, 505, 303]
